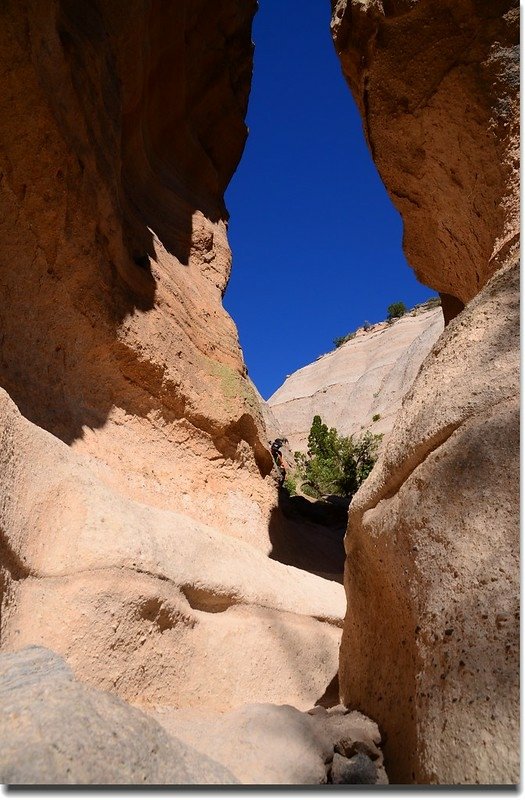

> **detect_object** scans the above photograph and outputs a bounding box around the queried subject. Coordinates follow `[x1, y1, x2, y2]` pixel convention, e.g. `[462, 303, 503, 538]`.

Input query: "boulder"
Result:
[150, 703, 388, 785]
[331, 752, 377, 784]
[0, 646, 238, 785]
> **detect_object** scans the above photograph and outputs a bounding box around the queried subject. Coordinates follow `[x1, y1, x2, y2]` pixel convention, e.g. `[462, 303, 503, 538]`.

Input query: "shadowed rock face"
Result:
[332, 0, 519, 319]
[0, 1, 346, 717]
[0, 646, 239, 784]
[331, 0, 519, 784]
[0, 0, 274, 540]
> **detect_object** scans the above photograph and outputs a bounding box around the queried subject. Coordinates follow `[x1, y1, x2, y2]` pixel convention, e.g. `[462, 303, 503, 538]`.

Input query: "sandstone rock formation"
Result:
[0, 0, 343, 722]
[331, 0, 519, 784]
[331, 0, 519, 325]
[0, 386, 343, 710]
[268, 306, 443, 453]
[0, 0, 272, 547]
[151, 702, 388, 784]
[1, 647, 238, 784]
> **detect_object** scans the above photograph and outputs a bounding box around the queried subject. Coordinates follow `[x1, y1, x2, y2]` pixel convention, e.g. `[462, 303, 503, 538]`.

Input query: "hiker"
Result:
[270, 438, 289, 484]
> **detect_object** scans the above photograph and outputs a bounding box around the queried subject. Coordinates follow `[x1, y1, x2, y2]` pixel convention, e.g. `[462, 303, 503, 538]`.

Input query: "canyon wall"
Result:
[331, 0, 519, 784]
[332, 0, 519, 325]
[0, 0, 344, 713]
[0, 0, 273, 545]
[268, 306, 443, 453]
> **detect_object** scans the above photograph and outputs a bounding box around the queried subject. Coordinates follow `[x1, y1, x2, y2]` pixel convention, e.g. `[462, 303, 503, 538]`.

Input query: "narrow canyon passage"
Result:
[0, 0, 519, 787]
[269, 488, 347, 582]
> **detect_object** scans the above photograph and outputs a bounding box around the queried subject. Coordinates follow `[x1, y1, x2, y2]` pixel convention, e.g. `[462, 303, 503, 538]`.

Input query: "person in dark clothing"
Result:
[270, 438, 289, 484]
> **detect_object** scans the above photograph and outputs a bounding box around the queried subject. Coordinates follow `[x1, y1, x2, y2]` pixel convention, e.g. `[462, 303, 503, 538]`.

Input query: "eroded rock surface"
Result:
[331, 0, 519, 319]
[268, 306, 443, 453]
[341, 259, 519, 784]
[0, 387, 344, 710]
[0, 1, 343, 718]
[0, 0, 273, 546]
[332, 0, 519, 784]
[150, 702, 388, 785]
[0, 647, 238, 785]
[331, 0, 519, 783]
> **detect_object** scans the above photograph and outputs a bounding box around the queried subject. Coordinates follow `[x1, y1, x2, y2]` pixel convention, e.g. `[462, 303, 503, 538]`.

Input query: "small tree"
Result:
[333, 331, 356, 348]
[387, 301, 407, 320]
[294, 415, 382, 500]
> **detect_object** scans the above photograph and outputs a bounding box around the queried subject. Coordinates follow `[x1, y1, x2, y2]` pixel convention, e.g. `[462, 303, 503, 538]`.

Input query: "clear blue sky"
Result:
[223, 0, 434, 400]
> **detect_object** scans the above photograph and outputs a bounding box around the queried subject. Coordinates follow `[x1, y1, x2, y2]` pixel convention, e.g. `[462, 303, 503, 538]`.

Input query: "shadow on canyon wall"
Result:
[268, 489, 348, 584]
[0, 0, 254, 450]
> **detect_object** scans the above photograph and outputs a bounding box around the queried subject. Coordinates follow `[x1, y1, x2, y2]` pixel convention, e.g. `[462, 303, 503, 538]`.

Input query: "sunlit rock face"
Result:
[268, 307, 444, 454]
[0, 0, 276, 542]
[331, 0, 519, 784]
[332, 0, 519, 323]
[0, 1, 345, 714]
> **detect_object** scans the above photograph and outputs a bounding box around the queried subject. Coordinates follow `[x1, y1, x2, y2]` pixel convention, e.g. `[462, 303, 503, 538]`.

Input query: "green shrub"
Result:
[387, 301, 407, 320]
[283, 474, 297, 495]
[372, 413, 381, 422]
[424, 296, 441, 308]
[294, 415, 382, 500]
[333, 331, 356, 348]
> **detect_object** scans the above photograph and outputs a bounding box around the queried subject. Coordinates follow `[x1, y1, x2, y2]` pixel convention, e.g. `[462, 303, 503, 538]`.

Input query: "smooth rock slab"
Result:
[150, 702, 389, 785]
[0, 647, 238, 785]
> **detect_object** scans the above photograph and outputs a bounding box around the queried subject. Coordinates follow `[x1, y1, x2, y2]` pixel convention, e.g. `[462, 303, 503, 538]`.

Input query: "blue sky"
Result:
[223, 0, 435, 400]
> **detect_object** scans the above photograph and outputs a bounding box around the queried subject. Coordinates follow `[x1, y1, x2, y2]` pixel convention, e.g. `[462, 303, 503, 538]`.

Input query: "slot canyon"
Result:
[0, 0, 519, 786]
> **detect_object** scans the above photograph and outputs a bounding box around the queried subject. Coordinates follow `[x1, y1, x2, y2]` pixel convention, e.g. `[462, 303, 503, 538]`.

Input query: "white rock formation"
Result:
[268, 307, 444, 452]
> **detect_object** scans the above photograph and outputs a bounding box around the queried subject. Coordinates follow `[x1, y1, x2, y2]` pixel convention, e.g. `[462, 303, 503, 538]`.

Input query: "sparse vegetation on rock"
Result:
[387, 301, 407, 321]
[334, 331, 356, 348]
[422, 296, 441, 309]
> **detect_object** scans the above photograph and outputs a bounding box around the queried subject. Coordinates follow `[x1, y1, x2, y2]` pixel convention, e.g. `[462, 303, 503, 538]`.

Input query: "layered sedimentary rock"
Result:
[0, 1, 343, 714]
[332, 0, 519, 784]
[268, 306, 443, 453]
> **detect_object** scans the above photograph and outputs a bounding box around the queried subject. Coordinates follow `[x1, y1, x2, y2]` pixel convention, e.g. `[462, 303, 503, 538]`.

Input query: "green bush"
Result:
[424, 296, 441, 309]
[294, 415, 382, 500]
[283, 474, 297, 495]
[372, 413, 381, 422]
[387, 301, 407, 320]
[333, 331, 356, 348]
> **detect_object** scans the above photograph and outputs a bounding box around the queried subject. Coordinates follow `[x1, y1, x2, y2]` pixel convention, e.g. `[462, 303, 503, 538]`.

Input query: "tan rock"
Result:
[0, 0, 273, 546]
[0, 0, 343, 723]
[332, 0, 519, 784]
[0, 647, 238, 785]
[268, 307, 443, 453]
[340, 259, 519, 783]
[0, 387, 344, 710]
[149, 703, 388, 785]
[331, 0, 519, 318]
